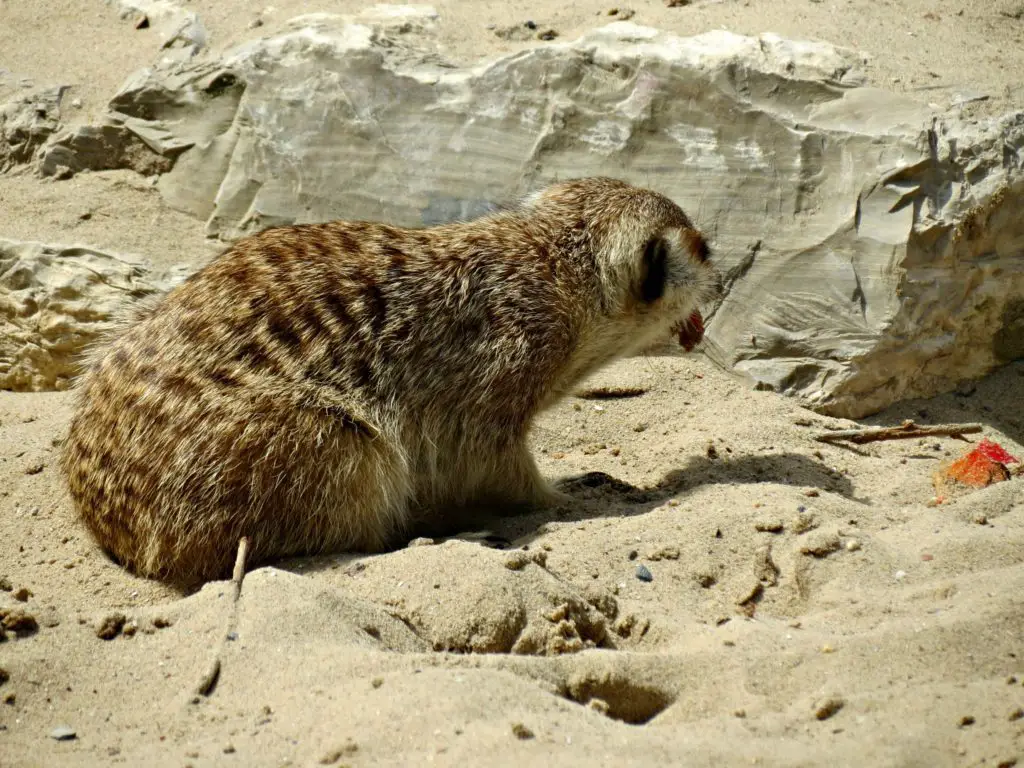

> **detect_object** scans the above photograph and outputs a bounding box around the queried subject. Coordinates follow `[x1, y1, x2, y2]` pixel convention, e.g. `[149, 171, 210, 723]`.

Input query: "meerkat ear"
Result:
[640, 236, 669, 303]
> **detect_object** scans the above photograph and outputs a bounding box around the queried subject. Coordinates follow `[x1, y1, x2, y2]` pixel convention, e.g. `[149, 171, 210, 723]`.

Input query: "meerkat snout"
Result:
[61, 176, 717, 586]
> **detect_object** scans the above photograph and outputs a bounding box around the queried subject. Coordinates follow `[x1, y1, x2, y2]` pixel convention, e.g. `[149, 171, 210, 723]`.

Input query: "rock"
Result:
[635, 564, 653, 582]
[48, 15, 1024, 417]
[49, 726, 77, 741]
[0, 238, 162, 391]
[38, 120, 179, 178]
[106, 0, 207, 56]
[0, 86, 65, 172]
[0, 667, 8, 684]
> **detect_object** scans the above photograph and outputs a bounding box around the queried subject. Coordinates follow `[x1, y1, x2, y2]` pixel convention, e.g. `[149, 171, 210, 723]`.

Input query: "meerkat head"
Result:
[525, 176, 719, 355]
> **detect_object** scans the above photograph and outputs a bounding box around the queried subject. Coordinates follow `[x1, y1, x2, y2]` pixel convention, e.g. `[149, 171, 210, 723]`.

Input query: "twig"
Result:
[574, 386, 647, 400]
[230, 536, 250, 601]
[814, 420, 982, 445]
[190, 537, 250, 700]
[194, 658, 221, 697]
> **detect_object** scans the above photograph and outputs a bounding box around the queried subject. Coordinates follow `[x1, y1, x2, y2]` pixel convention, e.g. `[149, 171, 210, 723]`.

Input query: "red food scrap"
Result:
[933, 437, 1019, 494]
[974, 438, 1019, 466]
[675, 310, 704, 351]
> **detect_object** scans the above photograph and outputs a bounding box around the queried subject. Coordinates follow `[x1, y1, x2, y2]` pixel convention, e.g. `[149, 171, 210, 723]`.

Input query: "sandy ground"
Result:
[1, 1, 1023, 766]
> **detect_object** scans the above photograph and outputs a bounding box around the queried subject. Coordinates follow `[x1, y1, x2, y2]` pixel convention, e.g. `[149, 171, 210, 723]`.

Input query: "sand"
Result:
[1, 1, 1023, 766]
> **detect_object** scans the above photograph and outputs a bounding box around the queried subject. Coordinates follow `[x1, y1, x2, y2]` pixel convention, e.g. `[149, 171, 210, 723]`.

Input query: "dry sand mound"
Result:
[2, 1, 1024, 766]
[2, 355, 1022, 766]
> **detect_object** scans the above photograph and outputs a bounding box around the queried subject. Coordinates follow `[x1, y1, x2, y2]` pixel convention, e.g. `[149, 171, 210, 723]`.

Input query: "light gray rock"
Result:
[0, 239, 160, 391]
[0, 86, 65, 172]
[24, 13, 1024, 414]
[107, 0, 207, 57]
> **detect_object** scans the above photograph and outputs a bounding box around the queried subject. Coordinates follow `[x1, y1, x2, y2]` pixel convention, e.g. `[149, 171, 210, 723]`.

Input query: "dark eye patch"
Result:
[640, 237, 669, 303]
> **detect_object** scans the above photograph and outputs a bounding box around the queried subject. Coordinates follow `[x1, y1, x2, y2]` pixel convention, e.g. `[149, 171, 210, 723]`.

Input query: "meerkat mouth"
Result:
[673, 310, 705, 351]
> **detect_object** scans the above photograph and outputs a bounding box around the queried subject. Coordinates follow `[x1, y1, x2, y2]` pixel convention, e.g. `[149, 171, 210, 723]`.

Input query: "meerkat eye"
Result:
[640, 236, 669, 303]
[683, 230, 711, 264]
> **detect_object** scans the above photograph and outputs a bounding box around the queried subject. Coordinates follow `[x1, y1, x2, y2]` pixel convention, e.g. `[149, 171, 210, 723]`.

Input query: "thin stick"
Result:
[814, 420, 983, 445]
[574, 386, 648, 400]
[190, 537, 250, 700]
[230, 536, 250, 601]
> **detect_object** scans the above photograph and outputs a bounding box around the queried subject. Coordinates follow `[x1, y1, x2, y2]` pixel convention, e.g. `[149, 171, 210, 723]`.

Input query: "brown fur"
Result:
[60, 177, 718, 586]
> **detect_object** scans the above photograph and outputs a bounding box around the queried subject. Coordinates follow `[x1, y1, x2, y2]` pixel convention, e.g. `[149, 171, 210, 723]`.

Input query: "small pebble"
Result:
[1, 609, 38, 636]
[50, 726, 77, 741]
[958, 715, 975, 727]
[95, 612, 126, 640]
[407, 537, 435, 547]
[845, 539, 861, 552]
[635, 564, 653, 582]
[813, 697, 844, 720]
[733, 708, 746, 718]
[0, 667, 8, 684]
[511, 723, 534, 740]
[223, 744, 236, 754]
[13, 588, 30, 602]
[1009, 707, 1023, 721]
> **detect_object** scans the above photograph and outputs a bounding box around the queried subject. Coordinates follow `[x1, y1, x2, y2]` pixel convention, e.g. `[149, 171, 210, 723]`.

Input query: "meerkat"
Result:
[60, 177, 718, 586]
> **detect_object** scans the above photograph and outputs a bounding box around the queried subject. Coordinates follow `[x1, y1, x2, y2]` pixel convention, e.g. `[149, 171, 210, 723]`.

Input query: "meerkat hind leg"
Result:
[475, 441, 572, 512]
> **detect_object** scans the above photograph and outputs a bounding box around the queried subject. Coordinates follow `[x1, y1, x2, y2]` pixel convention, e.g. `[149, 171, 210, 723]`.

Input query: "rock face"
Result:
[0, 239, 158, 391]
[16, 10, 1024, 415]
[0, 87, 65, 172]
